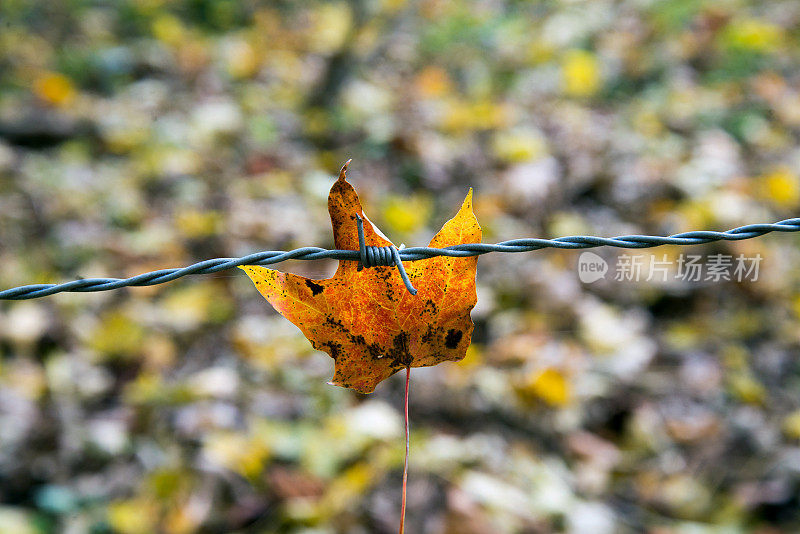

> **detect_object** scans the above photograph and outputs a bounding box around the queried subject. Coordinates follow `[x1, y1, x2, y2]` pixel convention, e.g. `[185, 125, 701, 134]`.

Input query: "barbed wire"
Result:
[1, 217, 798, 300]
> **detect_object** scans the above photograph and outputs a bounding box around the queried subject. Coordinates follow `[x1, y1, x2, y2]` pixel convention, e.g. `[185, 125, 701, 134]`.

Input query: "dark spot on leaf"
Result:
[388, 331, 412, 367]
[350, 334, 366, 345]
[445, 329, 462, 349]
[325, 316, 346, 331]
[348, 333, 384, 360]
[423, 300, 438, 315]
[421, 324, 441, 344]
[319, 341, 343, 361]
[367, 342, 382, 360]
[305, 280, 324, 295]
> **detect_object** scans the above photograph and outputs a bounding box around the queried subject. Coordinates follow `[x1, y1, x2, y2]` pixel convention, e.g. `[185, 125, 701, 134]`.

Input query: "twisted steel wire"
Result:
[1, 217, 798, 300]
[355, 214, 417, 295]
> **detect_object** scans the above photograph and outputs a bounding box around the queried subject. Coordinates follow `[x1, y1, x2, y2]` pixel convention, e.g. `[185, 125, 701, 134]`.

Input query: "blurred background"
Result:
[1, 1, 800, 532]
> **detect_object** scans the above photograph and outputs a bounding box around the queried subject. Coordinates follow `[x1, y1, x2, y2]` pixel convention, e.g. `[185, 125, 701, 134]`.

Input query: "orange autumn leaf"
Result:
[240, 162, 482, 394]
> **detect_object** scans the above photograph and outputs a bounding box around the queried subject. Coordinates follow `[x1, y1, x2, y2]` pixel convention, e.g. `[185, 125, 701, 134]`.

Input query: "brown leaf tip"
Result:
[338, 159, 353, 182]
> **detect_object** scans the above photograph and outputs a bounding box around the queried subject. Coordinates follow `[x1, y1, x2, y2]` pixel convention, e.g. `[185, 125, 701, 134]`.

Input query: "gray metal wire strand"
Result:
[2, 217, 798, 300]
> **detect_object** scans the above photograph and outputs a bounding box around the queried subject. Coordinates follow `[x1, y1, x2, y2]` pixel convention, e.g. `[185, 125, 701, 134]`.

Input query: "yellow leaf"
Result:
[34, 72, 76, 107]
[203, 432, 270, 480]
[724, 18, 784, 53]
[783, 410, 800, 440]
[758, 167, 800, 208]
[382, 194, 432, 235]
[107, 499, 157, 534]
[562, 50, 601, 97]
[124, 373, 165, 404]
[103, 124, 149, 154]
[88, 312, 145, 359]
[415, 66, 452, 98]
[175, 209, 222, 238]
[225, 39, 259, 79]
[309, 4, 352, 53]
[632, 109, 664, 137]
[527, 368, 571, 406]
[161, 284, 232, 330]
[152, 14, 185, 46]
[728, 373, 766, 405]
[441, 100, 509, 133]
[147, 469, 185, 500]
[527, 39, 555, 64]
[492, 128, 547, 163]
[320, 462, 376, 514]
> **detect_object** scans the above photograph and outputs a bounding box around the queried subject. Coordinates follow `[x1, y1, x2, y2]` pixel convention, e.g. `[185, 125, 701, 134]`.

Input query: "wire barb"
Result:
[1, 217, 798, 300]
[355, 214, 418, 295]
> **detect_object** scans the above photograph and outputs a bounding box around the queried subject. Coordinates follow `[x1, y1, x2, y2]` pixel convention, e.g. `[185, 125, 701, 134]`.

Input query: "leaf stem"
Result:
[399, 366, 411, 534]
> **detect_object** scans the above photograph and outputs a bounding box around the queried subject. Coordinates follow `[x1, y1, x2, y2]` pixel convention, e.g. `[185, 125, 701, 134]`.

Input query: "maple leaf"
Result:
[241, 162, 481, 394]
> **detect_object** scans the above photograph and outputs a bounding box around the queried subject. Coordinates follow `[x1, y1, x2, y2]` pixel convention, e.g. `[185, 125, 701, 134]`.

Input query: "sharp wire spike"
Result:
[356, 214, 367, 271]
[391, 247, 418, 295]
